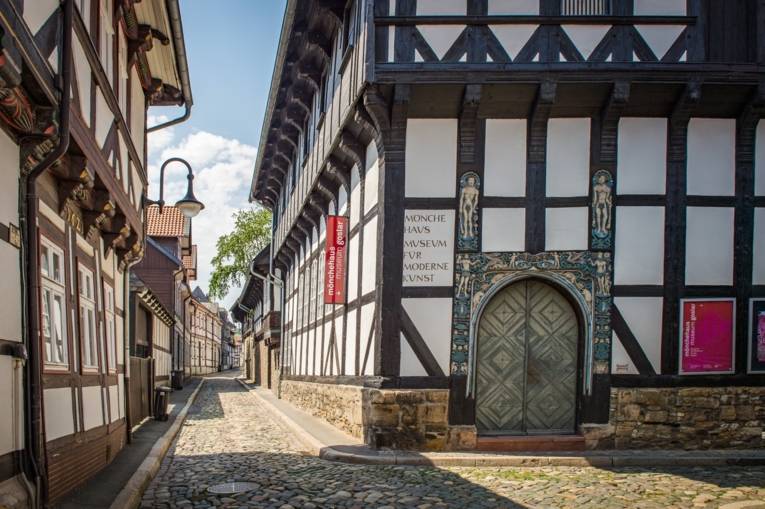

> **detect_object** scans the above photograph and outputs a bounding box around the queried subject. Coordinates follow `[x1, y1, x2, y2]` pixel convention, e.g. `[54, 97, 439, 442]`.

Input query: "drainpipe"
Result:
[18, 1, 73, 505]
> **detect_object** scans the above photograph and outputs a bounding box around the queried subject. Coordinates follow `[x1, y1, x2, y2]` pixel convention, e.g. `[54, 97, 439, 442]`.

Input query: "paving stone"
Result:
[141, 371, 765, 509]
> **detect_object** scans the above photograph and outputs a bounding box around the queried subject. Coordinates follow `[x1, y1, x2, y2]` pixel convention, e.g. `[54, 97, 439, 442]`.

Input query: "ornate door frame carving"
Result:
[451, 251, 613, 396]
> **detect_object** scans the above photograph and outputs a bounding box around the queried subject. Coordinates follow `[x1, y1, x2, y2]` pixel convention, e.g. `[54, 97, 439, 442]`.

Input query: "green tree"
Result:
[208, 208, 272, 300]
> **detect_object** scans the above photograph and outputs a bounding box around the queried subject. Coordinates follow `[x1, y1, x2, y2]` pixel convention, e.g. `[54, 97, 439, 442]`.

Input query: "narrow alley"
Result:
[140, 372, 765, 509]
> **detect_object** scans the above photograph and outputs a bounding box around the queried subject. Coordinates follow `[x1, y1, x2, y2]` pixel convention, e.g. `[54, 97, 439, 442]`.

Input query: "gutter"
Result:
[19, 0, 73, 504]
[147, 0, 193, 133]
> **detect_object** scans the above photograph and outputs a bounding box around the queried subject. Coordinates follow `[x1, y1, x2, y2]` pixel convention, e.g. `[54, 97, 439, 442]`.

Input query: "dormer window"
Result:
[561, 0, 611, 15]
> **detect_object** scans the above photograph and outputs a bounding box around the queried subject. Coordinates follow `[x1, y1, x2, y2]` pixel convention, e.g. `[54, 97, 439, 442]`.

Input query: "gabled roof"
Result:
[146, 237, 183, 266]
[192, 286, 209, 302]
[146, 205, 189, 237]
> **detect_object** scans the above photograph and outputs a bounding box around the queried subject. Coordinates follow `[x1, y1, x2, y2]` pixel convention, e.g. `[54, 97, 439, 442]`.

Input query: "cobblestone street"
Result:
[141, 372, 765, 509]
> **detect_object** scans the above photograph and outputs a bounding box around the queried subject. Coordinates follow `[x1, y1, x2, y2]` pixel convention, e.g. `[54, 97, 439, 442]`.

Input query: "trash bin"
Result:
[171, 370, 184, 390]
[154, 386, 172, 421]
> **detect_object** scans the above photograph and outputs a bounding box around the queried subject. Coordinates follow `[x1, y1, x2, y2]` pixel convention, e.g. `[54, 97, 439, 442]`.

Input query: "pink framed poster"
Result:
[749, 299, 765, 374]
[679, 298, 735, 375]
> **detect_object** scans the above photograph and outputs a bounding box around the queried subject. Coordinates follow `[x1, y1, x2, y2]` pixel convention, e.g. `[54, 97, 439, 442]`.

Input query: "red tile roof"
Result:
[146, 205, 187, 237]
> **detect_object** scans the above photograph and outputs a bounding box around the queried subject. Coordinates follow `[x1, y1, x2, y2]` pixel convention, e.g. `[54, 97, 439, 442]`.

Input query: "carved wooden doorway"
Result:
[475, 279, 579, 435]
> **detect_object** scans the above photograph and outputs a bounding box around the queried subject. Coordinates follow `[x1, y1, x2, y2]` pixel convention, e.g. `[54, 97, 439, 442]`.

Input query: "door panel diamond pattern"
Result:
[476, 280, 578, 435]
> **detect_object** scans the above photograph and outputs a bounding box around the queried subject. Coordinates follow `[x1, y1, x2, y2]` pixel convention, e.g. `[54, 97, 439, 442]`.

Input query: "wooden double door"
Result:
[475, 279, 579, 435]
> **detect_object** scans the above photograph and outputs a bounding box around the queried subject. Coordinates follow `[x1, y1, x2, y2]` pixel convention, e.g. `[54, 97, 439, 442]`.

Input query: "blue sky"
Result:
[147, 0, 287, 309]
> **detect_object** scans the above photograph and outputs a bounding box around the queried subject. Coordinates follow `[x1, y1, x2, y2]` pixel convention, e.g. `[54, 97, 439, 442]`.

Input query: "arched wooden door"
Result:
[475, 279, 579, 435]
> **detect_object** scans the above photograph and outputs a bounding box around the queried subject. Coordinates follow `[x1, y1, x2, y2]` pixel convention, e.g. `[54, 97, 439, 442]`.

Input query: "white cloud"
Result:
[147, 127, 261, 310]
[147, 115, 175, 157]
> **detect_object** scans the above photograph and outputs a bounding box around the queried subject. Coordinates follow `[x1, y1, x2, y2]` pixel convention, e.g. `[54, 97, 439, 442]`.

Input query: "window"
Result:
[561, 0, 611, 15]
[104, 282, 116, 372]
[99, 0, 114, 83]
[41, 239, 68, 367]
[78, 265, 99, 369]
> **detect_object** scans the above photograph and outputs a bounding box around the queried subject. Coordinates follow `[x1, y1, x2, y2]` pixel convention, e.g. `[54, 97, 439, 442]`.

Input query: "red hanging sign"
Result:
[324, 216, 348, 304]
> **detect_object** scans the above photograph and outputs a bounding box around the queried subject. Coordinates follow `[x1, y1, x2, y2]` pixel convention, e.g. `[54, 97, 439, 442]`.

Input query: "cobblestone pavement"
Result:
[141, 372, 765, 509]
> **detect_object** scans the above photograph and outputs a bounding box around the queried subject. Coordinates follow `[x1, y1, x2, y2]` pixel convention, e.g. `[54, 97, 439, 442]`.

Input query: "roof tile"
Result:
[146, 205, 187, 237]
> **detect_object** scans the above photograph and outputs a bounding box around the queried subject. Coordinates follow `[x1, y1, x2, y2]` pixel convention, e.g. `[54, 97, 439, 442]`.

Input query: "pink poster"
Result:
[758, 312, 765, 363]
[680, 299, 735, 374]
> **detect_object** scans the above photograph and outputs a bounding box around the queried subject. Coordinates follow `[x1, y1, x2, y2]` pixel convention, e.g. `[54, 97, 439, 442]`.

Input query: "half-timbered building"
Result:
[188, 287, 222, 376]
[251, 0, 765, 451]
[0, 0, 191, 504]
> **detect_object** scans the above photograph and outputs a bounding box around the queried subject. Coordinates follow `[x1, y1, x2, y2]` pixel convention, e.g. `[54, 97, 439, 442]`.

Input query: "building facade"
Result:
[251, 0, 765, 451]
[0, 0, 191, 505]
[232, 245, 281, 390]
[188, 288, 222, 376]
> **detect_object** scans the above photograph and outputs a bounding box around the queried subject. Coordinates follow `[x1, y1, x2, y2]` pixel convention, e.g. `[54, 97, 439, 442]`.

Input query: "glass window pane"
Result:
[53, 294, 67, 364]
[52, 252, 61, 282]
[41, 246, 50, 278]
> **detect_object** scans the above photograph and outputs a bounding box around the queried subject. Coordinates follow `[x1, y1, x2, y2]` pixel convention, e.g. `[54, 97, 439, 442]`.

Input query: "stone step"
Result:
[476, 435, 586, 452]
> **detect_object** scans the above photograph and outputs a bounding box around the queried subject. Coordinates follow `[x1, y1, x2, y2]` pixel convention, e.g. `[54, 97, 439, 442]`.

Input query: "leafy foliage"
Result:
[208, 208, 272, 300]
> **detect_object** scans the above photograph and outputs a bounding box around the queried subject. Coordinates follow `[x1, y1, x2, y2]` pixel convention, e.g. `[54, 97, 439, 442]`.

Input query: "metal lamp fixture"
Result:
[146, 157, 205, 218]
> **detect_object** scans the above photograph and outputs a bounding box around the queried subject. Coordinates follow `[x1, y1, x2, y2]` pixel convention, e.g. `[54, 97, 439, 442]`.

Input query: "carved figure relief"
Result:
[591, 169, 613, 250]
[458, 172, 480, 252]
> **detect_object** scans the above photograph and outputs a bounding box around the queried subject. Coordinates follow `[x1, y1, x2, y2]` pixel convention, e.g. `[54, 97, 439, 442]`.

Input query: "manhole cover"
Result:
[207, 482, 260, 495]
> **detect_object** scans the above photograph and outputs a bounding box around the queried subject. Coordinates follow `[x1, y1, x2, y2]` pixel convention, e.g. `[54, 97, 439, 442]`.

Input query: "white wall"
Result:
[546, 118, 590, 197]
[687, 118, 736, 196]
[756, 122, 765, 196]
[754, 208, 765, 285]
[82, 385, 104, 431]
[0, 357, 24, 456]
[488, 0, 538, 15]
[44, 388, 75, 441]
[402, 298, 453, 375]
[686, 207, 734, 285]
[0, 131, 21, 345]
[614, 207, 665, 285]
[545, 207, 588, 251]
[618, 118, 667, 195]
[614, 297, 663, 373]
[482, 208, 525, 252]
[405, 119, 457, 197]
[484, 119, 526, 197]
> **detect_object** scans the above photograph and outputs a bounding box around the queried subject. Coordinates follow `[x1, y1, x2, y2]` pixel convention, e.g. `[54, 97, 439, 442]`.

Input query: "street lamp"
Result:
[146, 157, 205, 218]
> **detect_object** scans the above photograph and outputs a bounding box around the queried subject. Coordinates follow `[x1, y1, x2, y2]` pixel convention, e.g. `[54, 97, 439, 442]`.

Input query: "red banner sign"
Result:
[680, 299, 735, 374]
[324, 216, 348, 304]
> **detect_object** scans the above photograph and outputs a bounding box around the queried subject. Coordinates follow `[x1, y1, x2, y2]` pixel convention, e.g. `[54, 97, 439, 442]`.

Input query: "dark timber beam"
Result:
[326, 156, 351, 192]
[661, 79, 702, 375]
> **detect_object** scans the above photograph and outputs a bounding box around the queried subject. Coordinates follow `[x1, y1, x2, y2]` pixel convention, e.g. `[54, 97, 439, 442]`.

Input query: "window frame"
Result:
[78, 263, 100, 372]
[103, 280, 117, 374]
[40, 237, 70, 370]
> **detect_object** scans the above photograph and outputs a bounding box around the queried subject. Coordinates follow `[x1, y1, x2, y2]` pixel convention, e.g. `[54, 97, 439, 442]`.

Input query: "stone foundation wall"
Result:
[587, 386, 765, 450]
[280, 380, 365, 438]
[279, 380, 450, 450]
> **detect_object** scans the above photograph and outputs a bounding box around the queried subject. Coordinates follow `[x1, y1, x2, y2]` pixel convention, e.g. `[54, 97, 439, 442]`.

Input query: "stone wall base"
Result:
[592, 386, 765, 450]
[280, 381, 765, 451]
[279, 380, 451, 450]
[0, 475, 31, 509]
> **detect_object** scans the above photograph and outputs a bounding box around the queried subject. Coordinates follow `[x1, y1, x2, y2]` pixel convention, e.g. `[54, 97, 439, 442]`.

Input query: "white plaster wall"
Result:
[44, 388, 74, 441]
[347, 232, 359, 302]
[489, 26, 539, 59]
[73, 36, 92, 126]
[546, 118, 591, 197]
[614, 297, 663, 373]
[611, 332, 638, 375]
[634, 0, 686, 15]
[0, 131, 21, 345]
[754, 208, 765, 285]
[686, 207, 734, 286]
[337, 186, 348, 215]
[416, 0, 465, 15]
[359, 302, 376, 375]
[364, 142, 379, 214]
[417, 26, 466, 60]
[402, 210, 455, 287]
[130, 69, 146, 162]
[345, 308, 357, 375]
[614, 207, 665, 285]
[82, 385, 104, 430]
[402, 298, 453, 375]
[405, 119, 458, 197]
[687, 118, 736, 196]
[23, 0, 58, 34]
[322, 323, 333, 375]
[545, 207, 588, 251]
[95, 87, 112, 149]
[617, 118, 667, 195]
[756, 122, 765, 196]
[0, 357, 24, 456]
[350, 166, 361, 227]
[109, 385, 120, 422]
[488, 0, 538, 15]
[562, 26, 611, 60]
[362, 218, 378, 295]
[118, 374, 125, 418]
[482, 208, 525, 252]
[484, 119, 526, 197]
[634, 26, 685, 60]
[400, 333, 428, 377]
